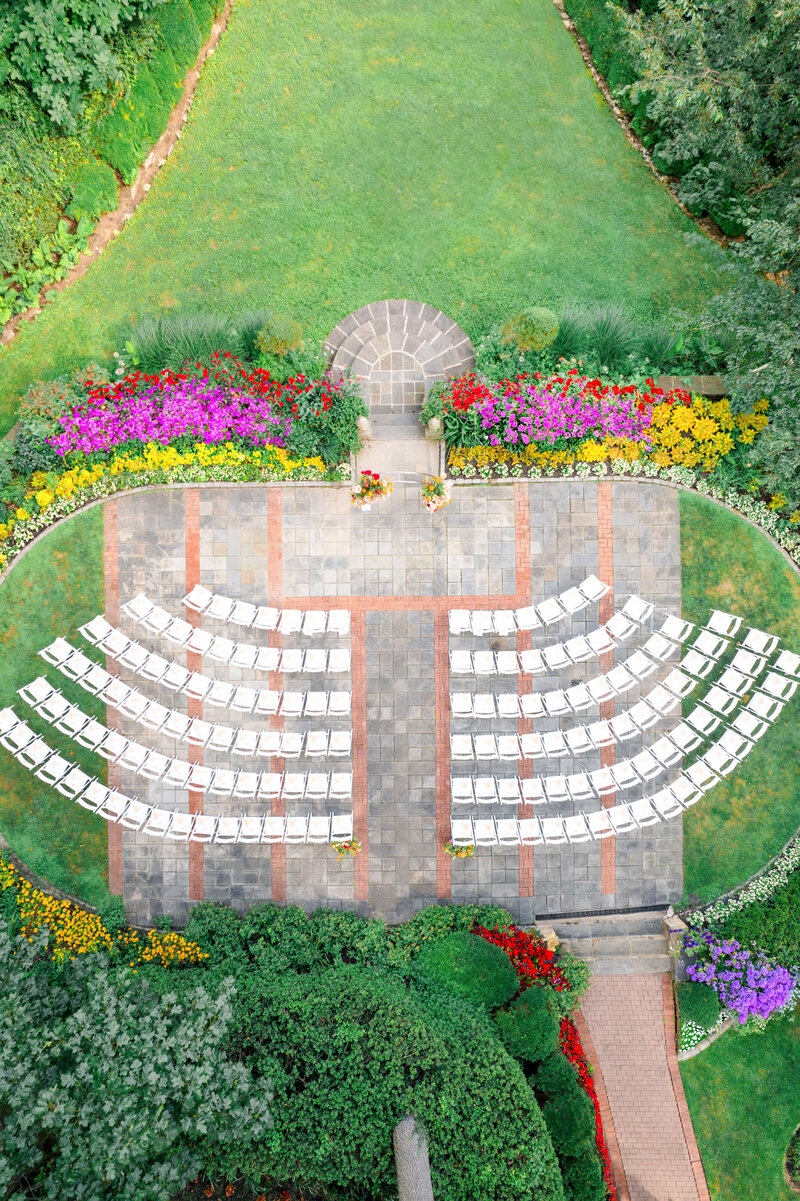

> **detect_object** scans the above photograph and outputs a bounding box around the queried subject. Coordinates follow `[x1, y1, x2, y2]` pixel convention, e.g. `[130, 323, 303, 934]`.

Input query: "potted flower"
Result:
[444, 840, 474, 858]
[421, 475, 453, 512]
[331, 838, 361, 859]
[351, 470, 392, 510]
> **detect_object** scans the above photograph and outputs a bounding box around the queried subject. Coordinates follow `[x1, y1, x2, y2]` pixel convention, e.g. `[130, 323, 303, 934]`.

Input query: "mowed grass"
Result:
[0, 508, 111, 906]
[680, 1011, 800, 1201]
[680, 492, 800, 902]
[0, 0, 728, 435]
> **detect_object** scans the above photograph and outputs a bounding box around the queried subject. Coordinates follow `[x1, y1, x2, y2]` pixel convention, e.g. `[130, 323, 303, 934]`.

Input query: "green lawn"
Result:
[680, 492, 800, 903]
[0, 0, 728, 436]
[0, 508, 111, 906]
[681, 1011, 800, 1201]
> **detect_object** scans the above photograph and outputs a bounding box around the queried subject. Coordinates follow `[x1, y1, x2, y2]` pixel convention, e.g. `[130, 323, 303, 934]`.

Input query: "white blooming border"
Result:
[683, 833, 800, 930]
[0, 460, 351, 586]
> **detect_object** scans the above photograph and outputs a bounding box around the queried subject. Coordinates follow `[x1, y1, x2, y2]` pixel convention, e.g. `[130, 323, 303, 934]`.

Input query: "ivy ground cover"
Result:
[0, 0, 728, 437]
[680, 493, 800, 903]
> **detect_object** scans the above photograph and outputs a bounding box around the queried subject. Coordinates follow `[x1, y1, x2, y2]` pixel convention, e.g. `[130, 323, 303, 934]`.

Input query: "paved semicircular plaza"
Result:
[105, 477, 681, 928]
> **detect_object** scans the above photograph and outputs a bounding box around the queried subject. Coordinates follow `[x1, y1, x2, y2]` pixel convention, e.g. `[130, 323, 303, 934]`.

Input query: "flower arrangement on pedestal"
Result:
[351, 469, 392, 509]
[444, 840, 474, 858]
[421, 475, 453, 512]
[331, 838, 361, 859]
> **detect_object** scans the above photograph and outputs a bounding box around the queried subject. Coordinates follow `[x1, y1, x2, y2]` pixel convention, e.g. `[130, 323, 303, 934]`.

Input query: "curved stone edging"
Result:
[677, 1016, 735, 1062]
[0, 0, 234, 347]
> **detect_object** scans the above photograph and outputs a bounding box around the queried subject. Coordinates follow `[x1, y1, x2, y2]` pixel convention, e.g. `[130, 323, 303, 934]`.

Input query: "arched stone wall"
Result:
[325, 299, 475, 416]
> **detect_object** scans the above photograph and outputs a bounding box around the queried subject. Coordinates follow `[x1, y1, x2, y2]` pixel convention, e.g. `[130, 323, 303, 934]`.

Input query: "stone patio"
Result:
[105, 477, 684, 927]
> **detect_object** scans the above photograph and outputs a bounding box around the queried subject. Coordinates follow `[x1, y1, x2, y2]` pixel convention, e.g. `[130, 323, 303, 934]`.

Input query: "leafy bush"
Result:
[0, 921, 272, 1201]
[0, 443, 12, 490]
[678, 981, 722, 1031]
[583, 304, 639, 372]
[255, 313, 304, 357]
[233, 309, 274, 363]
[494, 989, 561, 1064]
[153, 0, 202, 73]
[257, 345, 328, 384]
[540, 1091, 597, 1159]
[533, 1050, 585, 1105]
[552, 950, 591, 1014]
[501, 306, 560, 352]
[560, 1151, 606, 1201]
[17, 363, 110, 435]
[128, 311, 245, 372]
[715, 867, 800, 968]
[66, 158, 119, 222]
[9, 428, 61, 475]
[414, 930, 519, 1011]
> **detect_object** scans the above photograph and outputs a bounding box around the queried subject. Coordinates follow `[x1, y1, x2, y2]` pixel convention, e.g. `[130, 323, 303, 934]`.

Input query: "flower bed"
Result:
[681, 930, 799, 1028]
[477, 924, 617, 1200]
[0, 852, 207, 967]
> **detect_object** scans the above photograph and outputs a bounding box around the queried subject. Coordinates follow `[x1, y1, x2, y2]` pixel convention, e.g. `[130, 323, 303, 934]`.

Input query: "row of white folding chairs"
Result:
[174, 587, 350, 636]
[450, 797, 675, 847]
[0, 713, 353, 800]
[128, 809, 355, 845]
[77, 619, 352, 675]
[448, 575, 611, 635]
[16, 684, 352, 760]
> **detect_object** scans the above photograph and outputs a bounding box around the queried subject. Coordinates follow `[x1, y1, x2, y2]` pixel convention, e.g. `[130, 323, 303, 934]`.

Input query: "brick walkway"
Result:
[105, 479, 684, 926]
[580, 975, 706, 1201]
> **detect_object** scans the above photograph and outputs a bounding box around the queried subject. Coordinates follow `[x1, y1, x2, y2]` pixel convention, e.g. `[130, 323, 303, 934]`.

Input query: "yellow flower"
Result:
[768, 494, 787, 511]
[35, 489, 54, 509]
[691, 417, 719, 441]
[15, 508, 30, 521]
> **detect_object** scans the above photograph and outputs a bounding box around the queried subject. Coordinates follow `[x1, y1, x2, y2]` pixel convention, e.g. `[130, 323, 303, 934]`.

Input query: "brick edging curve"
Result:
[0, 1, 234, 347]
[573, 1008, 631, 1201]
[662, 977, 712, 1201]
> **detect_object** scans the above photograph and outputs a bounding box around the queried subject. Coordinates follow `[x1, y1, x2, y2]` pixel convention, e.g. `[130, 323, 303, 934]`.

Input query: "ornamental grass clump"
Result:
[683, 930, 798, 1025]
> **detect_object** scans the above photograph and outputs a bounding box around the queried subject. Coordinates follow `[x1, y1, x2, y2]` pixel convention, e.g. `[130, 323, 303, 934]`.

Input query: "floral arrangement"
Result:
[421, 475, 453, 512]
[330, 838, 361, 859]
[476, 924, 616, 1199]
[444, 840, 474, 858]
[46, 354, 348, 457]
[0, 853, 208, 967]
[678, 1011, 729, 1054]
[685, 830, 800, 930]
[351, 469, 392, 508]
[682, 930, 798, 1026]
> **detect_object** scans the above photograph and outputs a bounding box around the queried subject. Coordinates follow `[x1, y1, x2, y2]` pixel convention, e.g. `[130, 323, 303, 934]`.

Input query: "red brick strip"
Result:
[267, 489, 286, 904]
[184, 489, 204, 902]
[103, 498, 123, 896]
[662, 977, 712, 1201]
[574, 1009, 631, 1201]
[514, 483, 534, 897]
[350, 611, 369, 901]
[597, 481, 616, 895]
[434, 610, 451, 899]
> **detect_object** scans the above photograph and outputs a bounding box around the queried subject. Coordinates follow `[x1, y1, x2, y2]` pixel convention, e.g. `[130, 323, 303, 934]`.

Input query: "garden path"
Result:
[580, 974, 710, 1201]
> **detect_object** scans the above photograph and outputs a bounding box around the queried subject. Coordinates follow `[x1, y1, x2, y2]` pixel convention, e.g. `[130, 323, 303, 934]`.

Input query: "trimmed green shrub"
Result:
[256, 345, 328, 383]
[541, 1091, 597, 1159]
[533, 1049, 585, 1105]
[153, 0, 202, 72]
[560, 1150, 606, 1201]
[550, 950, 591, 1016]
[233, 309, 273, 362]
[414, 930, 519, 1011]
[678, 980, 722, 1030]
[561, 0, 636, 97]
[495, 988, 561, 1064]
[501, 306, 560, 352]
[128, 311, 244, 372]
[255, 313, 304, 357]
[9, 428, 61, 475]
[66, 158, 119, 221]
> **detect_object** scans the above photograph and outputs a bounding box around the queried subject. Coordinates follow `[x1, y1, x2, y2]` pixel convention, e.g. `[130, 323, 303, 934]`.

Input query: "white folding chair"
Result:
[451, 777, 474, 805]
[537, 597, 567, 626]
[231, 644, 258, 671]
[38, 637, 73, 668]
[140, 751, 170, 781]
[162, 663, 191, 693]
[17, 677, 55, 709]
[630, 798, 660, 827]
[185, 628, 214, 656]
[142, 808, 171, 836]
[328, 649, 351, 673]
[497, 778, 522, 805]
[471, 611, 494, 637]
[497, 735, 521, 761]
[586, 675, 617, 704]
[96, 730, 128, 762]
[745, 691, 784, 721]
[183, 673, 210, 703]
[102, 629, 134, 659]
[650, 735, 683, 769]
[565, 682, 593, 712]
[496, 651, 520, 675]
[215, 817, 241, 844]
[449, 609, 471, 635]
[118, 800, 151, 831]
[474, 818, 498, 846]
[707, 610, 742, 639]
[741, 628, 780, 657]
[692, 629, 729, 659]
[163, 618, 193, 647]
[608, 712, 638, 741]
[474, 776, 498, 804]
[207, 768, 236, 796]
[305, 731, 329, 757]
[330, 813, 354, 841]
[565, 727, 593, 755]
[586, 809, 614, 839]
[73, 719, 106, 751]
[117, 743, 149, 773]
[123, 592, 157, 620]
[329, 731, 352, 756]
[255, 647, 280, 672]
[520, 694, 544, 719]
[651, 788, 685, 820]
[644, 685, 680, 717]
[301, 611, 327, 637]
[257, 773, 282, 800]
[588, 766, 615, 798]
[190, 815, 217, 843]
[207, 680, 235, 708]
[541, 816, 567, 844]
[662, 669, 697, 699]
[587, 719, 614, 748]
[497, 694, 521, 719]
[61, 650, 94, 681]
[305, 772, 330, 799]
[622, 596, 654, 625]
[658, 615, 694, 643]
[256, 689, 281, 716]
[565, 814, 592, 843]
[450, 651, 473, 675]
[303, 649, 328, 674]
[451, 735, 473, 761]
[228, 600, 257, 627]
[187, 717, 213, 746]
[518, 816, 543, 844]
[496, 817, 520, 845]
[282, 772, 306, 800]
[515, 605, 541, 631]
[624, 650, 658, 682]
[493, 610, 517, 636]
[605, 612, 637, 642]
[684, 760, 720, 793]
[680, 650, 715, 679]
[207, 636, 236, 664]
[35, 753, 71, 787]
[642, 632, 679, 663]
[284, 816, 308, 843]
[203, 593, 235, 622]
[16, 737, 53, 771]
[208, 725, 235, 754]
[543, 690, 571, 717]
[234, 772, 260, 799]
[774, 651, 800, 681]
[256, 731, 282, 757]
[450, 817, 474, 846]
[279, 609, 303, 636]
[542, 644, 572, 672]
[329, 772, 353, 799]
[630, 749, 661, 781]
[563, 634, 593, 663]
[544, 775, 569, 804]
[326, 610, 350, 636]
[304, 692, 328, 718]
[253, 606, 280, 631]
[238, 815, 263, 842]
[519, 733, 546, 759]
[262, 816, 285, 843]
[139, 654, 169, 684]
[141, 605, 172, 635]
[188, 764, 214, 791]
[98, 791, 132, 823]
[729, 650, 767, 679]
[280, 693, 304, 718]
[716, 667, 751, 698]
[729, 710, 769, 742]
[229, 686, 257, 715]
[76, 781, 109, 813]
[164, 759, 193, 788]
[450, 693, 473, 719]
[474, 734, 498, 761]
[183, 584, 213, 613]
[519, 649, 545, 675]
[579, 574, 611, 604]
[307, 815, 332, 843]
[521, 778, 545, 806]
[586, 627, 616, 656]
[279, 732, 303, 759]
[79, 615, 114, 645]
[54, 706, 89, 739]
[685, 702, 725, 735]
[473, 694, 496, 720]
[717, 728, 755, 763]
[166, 813, 194, 841]
[610, 761, 640, 790]
[100, 678, 132, 711]
[37, 691, 72, 723]
[542, 731, 568, 758]
[607, 804, 637, 834]
[702, 745, 739, 778]
[566, 772, 593, 803]
[561, 586, 588, 616]
[606, 665, 637, 694]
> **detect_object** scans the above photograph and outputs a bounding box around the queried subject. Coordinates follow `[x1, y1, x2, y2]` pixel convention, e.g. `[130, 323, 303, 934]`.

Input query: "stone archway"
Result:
[325, 299, 475, 419]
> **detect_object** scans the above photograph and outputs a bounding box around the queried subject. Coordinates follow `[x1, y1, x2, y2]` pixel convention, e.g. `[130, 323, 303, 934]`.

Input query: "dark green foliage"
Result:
[414, 930, 519, 1011]
[66, 158, 119, 222]
[639, 321, 679, 369]
[128, 311, 245, 372]
[255, 313, 304, 357]
[534, 1050, 585, 1106]
[679, 981, 722, 1031]
[494, 988, 561, 1064]
[154, 0, 202, 73]
[93, 62, 171, 185]
[0, 920, 272, 1201]
[233, 309, 274, 362]
[561, 0, 635, 95]
[560, 1151, 606, 1201]
[9, 429, 61, 475]
[551, 951, 591, 1016]
[501, 306, 560, 352]
[0, 0, 164, 131]
[541, 1091, 597, 1159]
[18, 363, 110, 436]
[0, 443, 12, 490]
[583, 304, 639, 372]
[149, 43, 183, 106]
[715, 868, 800, 968]
[256, 345, 328, 384]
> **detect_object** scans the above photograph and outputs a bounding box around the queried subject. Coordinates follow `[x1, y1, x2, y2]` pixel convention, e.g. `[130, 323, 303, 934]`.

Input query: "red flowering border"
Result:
[475, 925, 617, 1201]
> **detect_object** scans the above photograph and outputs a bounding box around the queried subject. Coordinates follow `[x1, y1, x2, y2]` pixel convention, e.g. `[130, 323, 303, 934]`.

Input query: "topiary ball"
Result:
[255, 313, 303, 357]
[501, 306, 560, 352]
[415, 930, 518, 1011]
[494, 988, 561, 1064]
[533, 1048, 584, 1103]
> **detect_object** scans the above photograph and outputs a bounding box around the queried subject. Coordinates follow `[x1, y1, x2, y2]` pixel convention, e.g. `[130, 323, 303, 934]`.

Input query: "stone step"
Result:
[559, 933, 668, 959]
[550, 909, 666, 941]
[586, 953, 672, 976]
